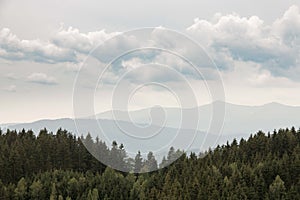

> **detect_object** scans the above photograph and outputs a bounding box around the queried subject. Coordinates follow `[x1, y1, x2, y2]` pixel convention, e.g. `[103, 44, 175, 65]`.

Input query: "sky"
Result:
[1, 0, 300, 123]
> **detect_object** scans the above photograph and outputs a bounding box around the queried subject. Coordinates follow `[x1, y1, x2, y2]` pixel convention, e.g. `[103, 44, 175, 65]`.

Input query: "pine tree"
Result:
[29, 180, 43, 199]
[134, 151, 143, 173]
[269, 175, 286, 200]
[14, 177, 27, 200]
[141, 152, 158, 172]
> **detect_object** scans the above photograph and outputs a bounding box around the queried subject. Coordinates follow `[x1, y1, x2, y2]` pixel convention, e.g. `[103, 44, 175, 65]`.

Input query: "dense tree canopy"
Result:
[0, 127, 299, 199]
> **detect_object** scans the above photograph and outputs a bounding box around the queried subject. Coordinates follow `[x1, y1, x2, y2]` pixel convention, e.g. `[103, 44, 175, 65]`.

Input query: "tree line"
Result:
[0, 127, 299, 199]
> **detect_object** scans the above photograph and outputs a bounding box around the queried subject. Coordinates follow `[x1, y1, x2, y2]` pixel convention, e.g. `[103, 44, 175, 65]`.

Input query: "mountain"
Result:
[3, 118, 244, 159]
[93, 101, 300, 135]
[1, 101, 299, 157]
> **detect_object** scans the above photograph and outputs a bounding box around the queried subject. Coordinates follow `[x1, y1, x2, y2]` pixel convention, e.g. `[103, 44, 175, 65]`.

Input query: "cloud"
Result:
[4, 73, 17, 80]
[186, 5, 300, 79]
[90, 27, 220, 84]
[63, 62, 84, 73]
[121, 57, 144, 70]
[125, 63, 184, 83]
[273, 5, 300, 48]
[27, 73, 58, 85]
[221, 60, 299, 88]
[52, 25, 121, 54]
[0, 28, 77, 63]
[101, 49, 215, 84]
[2, 85, 16, 92]
[1, 6, 300, 83]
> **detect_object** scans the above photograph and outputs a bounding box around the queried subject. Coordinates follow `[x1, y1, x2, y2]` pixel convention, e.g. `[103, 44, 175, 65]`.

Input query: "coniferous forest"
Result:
[0, 127, 300, 199]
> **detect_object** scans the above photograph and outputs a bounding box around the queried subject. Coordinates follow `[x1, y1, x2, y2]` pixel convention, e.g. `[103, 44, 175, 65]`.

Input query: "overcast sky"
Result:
[1, 0, 300, 123]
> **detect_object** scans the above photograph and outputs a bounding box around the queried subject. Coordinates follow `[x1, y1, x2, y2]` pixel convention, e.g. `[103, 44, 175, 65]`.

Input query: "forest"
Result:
[0, 127, 299, 199]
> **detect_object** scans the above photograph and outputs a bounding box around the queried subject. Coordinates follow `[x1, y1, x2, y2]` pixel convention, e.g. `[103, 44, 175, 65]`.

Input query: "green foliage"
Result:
[269, 175, 286, 199]
[0, 127, 299, 199]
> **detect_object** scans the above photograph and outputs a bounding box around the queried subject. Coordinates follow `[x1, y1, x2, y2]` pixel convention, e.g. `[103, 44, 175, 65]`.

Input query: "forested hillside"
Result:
[0, 127, 299, 199]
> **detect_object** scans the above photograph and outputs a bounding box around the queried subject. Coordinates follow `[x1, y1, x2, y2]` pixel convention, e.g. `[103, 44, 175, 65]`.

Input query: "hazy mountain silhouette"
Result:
[2, 101, 299, 156]
[93, 101, 300, 135]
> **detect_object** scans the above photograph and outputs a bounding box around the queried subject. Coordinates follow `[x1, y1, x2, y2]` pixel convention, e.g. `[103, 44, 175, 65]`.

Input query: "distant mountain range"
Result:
[2, 118, 233, 157]
[1, 101, 300, 157]
[92, 101, 300, 135]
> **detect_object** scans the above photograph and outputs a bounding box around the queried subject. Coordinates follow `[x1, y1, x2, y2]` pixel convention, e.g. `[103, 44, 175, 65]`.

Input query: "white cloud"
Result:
[186, 5, 300, 79]
[52, 25, 121, 54]
[1, 6, 300, 84]
[4, 73, 17, 80]
[27, 73, 58, 85]
[2, 85, 16, 92]
[121, 57, 144, 70]
[221, 60, 299, 88]
[63, 62, 84, 73]
[0, 28, 77, 63]
[273, 5, 300, 48]
[220, 60, 300, 106]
